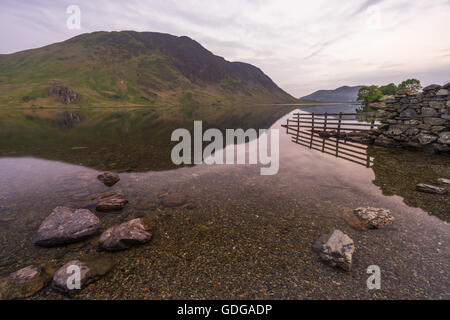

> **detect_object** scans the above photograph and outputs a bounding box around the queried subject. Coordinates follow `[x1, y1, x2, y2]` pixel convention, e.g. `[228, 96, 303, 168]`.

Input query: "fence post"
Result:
[336, 112, 342, 157]
[337, 112, 342, 134]
[322, 112, 328, 152]
[310, 112, 315, 148]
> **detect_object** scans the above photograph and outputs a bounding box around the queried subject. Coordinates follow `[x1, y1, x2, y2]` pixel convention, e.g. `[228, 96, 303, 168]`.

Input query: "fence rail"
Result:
[282, 112, 377, 168]
[285, 112, 378, 135]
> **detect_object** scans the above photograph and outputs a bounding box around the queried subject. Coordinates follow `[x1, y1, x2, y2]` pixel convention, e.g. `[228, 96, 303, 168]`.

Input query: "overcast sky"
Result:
[1, 0, 449, 97]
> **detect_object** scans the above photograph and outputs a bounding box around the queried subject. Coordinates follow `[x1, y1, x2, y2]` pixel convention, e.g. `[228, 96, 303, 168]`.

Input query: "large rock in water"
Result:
[52, 257, 115, 293]
[0, 264, 56, 299]
[97, 172, 120, 187]
[34, 207, 101, 246]
[313, 230, 355, 271]
[99, 218, 156, 251]
[354, 207, 395, 229]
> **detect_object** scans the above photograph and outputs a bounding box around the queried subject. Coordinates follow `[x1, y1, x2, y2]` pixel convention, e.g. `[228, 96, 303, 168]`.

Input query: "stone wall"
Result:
[371, 83, 450, 154]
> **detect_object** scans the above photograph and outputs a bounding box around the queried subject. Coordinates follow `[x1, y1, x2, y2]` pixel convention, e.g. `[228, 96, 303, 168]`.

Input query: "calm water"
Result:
[0, 104, 449, 299]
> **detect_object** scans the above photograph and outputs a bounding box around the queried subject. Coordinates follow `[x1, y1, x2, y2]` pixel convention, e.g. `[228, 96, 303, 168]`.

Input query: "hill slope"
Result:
[300, 85, 363, 102]
[0, 31, 296, 107]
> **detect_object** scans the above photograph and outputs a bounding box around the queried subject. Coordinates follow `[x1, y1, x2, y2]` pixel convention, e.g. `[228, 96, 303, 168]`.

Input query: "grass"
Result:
[0, 31, 297, 108]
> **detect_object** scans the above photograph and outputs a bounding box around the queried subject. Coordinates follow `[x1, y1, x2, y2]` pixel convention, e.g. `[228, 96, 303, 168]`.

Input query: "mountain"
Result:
[0, 31, 296, 107]
[300, 85, 364, 102]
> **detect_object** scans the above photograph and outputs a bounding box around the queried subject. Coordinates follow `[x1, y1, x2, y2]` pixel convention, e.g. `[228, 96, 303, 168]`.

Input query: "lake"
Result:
[0, 104, 449, 299]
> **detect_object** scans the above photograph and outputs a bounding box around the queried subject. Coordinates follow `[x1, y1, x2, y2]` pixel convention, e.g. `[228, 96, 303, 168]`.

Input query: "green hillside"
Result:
[0, 31, 297, 107]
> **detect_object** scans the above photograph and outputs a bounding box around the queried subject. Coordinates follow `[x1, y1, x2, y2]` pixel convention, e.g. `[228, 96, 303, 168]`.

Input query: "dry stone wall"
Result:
[371, 83, 450, 154]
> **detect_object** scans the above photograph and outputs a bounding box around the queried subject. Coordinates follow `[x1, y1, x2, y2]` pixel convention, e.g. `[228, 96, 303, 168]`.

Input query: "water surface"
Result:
[0, 104, 448, 299]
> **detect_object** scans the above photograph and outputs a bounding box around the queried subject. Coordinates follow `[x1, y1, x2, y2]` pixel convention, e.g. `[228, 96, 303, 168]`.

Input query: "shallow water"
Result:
[0, 104, 449, 299]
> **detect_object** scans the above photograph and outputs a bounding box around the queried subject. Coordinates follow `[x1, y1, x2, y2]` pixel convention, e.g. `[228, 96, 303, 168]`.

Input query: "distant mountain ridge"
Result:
[0, 31, 296, 107]
[300, 85, 364, 102]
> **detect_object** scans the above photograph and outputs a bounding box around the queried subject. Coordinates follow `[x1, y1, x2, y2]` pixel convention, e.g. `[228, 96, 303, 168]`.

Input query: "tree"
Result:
[357, 85, 383, 104]
[379, 83, 398, 96]
[398, 79, 421, 93]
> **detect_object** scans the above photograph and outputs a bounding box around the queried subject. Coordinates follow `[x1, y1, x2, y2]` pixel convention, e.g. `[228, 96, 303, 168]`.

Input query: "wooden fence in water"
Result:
[282, 112, 379, 168]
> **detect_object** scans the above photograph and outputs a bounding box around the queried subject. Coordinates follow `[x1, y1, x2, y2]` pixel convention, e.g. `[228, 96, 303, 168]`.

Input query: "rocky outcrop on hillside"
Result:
[48, 80, 79, 104]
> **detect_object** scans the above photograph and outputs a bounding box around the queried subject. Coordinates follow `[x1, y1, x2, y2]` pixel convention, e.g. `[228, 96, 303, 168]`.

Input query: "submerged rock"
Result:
[354, 207, 395, 229]
[0, 264, 56, 299]
[97, 172, 120, 187]
[99, 218, 156, 251]
[135, 202, 157, 211]
[34, 207, 101, 246]
[91, 190, 124, 201]
[416, 184, 447, 195]
[374, 135, 396, 147]
[96, 198, 128, 212]
[52, 257, 115, 293]
[341, 210, 366, 231]
[78, 190, 125, 208]
[160, 193, 187, 208]
[0, 217, 15, 223]
[313, 230, 355, 271]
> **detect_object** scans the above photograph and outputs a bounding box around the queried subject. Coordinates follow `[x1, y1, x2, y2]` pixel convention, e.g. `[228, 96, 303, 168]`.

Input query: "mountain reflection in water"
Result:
[0, 104, 448, 299]
[0, 105, 295, 172]
[0, 105, 448, 223]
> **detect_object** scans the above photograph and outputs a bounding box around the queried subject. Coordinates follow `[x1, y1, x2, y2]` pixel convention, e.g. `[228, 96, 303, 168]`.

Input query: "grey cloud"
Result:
[0, 0, 449, 97]
[349, 0, 386, 17]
